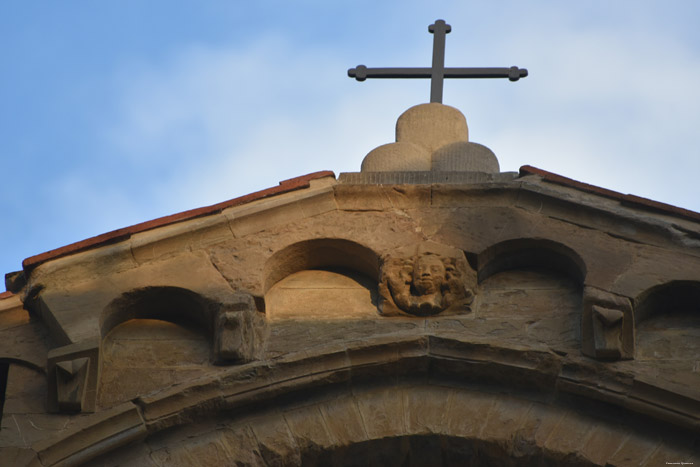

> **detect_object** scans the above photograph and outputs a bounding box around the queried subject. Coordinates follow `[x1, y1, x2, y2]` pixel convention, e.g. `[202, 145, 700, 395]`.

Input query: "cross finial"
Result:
[348, 19, 528, 103]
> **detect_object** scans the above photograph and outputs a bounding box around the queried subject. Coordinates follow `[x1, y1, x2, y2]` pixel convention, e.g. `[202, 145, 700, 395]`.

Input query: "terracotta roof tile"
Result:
[22, 171, 335, 271]
[520, 165, 700, 222]
[0, 291, 15, 300]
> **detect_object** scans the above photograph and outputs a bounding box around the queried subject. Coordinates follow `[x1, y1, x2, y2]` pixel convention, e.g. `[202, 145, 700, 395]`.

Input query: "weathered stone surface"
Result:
[98, 319, 214, 408]
[431, 141, 499, 173]
[578, 423, 628, 465]
[445, 388, 496, 438]
[33, 402, 146, 466]
[4, 110, 700, 465]
[542, 410, 594, 461]
[0, 447, 38, 467]
[149, 429, 237, 467]
[402, 384, 449, 435]
[318, 394, 368, 446]
[55, 357, 90, 412]
[396, 103, 469, 154]
[479, 395, 532, 455]
[266, 269, 377, 321]
[47, 340, 100, 413]
[213, 292, 266, 363]
[355, 386, 407, 440]
[249, 413, 302, 466]
[582, 286, 634, 360]
[361, 141, 431, 172]
[284, 406, 336, 459]
[607, 431, 660, 465]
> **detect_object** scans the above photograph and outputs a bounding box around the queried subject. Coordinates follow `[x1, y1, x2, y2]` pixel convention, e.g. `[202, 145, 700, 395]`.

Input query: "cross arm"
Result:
[348, 65, 528, 82]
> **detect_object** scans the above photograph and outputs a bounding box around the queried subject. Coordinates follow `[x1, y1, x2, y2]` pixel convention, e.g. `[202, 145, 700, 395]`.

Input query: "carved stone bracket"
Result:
[379, 241, 476, 317]
[582, 287, 634, 360]
[47, 340, 100, 413]
[213, 293, 266, 364]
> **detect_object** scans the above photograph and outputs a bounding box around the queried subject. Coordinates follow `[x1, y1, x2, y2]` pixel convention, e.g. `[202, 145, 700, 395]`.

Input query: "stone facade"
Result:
[1, 104, 698, 465]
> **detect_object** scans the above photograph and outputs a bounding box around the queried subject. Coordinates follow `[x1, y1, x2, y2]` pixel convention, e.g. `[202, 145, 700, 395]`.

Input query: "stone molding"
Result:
[25, 336, 699, 465]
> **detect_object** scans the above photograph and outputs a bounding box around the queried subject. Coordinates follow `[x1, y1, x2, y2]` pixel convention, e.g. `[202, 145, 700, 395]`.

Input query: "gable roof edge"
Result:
[21, 171, 336, 272]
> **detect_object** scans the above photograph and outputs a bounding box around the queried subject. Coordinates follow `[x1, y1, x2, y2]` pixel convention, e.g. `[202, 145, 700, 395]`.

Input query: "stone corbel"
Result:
[582, 287, 634, 360]
[213, 293, 266, 364]
[47, 340, 100, 413]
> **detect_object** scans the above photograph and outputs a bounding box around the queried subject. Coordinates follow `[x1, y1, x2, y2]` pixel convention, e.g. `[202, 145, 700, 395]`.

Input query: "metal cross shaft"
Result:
[348, 20, 528, 104]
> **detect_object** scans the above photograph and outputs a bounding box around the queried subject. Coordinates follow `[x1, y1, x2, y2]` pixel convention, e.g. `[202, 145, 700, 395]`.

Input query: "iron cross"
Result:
[348, 20, 528, 104]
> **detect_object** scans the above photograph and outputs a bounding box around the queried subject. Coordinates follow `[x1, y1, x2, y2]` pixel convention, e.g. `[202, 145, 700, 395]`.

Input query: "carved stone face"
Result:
[413, 254, 445, 295]
[379, 242, 475, 317]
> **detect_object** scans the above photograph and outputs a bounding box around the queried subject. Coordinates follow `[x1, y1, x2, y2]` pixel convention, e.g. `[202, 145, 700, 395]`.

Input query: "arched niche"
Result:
[634, 281, 700, 361]
[264, 239, 380, 321]
[263, 238, 380, 293]
[100, 286, 215, 339]
[98, 287, 222, 408]
[476, 239, 586, 351]
[477, 238, 586, 285]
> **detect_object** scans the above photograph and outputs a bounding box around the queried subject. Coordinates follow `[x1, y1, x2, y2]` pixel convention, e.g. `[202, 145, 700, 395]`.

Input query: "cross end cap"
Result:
[429, 20, 451, 34]
[348, 65, 368, 81]
[508, 66, 528, 82]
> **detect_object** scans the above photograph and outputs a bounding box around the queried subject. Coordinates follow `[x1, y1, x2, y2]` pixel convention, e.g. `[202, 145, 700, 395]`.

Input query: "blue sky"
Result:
[2, 1, 700, 290]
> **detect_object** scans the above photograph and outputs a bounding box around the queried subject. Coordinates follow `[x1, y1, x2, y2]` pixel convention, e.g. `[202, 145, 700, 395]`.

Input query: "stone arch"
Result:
[634, 280, 700, 361]
[263, 238, 380, 294]
[477, 238, 586, 285]
[34, 337, 697, 466]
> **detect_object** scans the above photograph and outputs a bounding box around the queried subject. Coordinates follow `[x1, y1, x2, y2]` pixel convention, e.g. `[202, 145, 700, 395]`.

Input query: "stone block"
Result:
[284, 406, 336, 455]
[582, 286, 634, 360]
[512, 403, 566, 456]
[149, 429, 237, 467]
[47, 340, 100, 413]
[55, 357, 90, 412]
[265, 269, 377, 321]
[0, 293, 24, 327]
[249, 413, 302, 466]
[220, 425, 266, 467]
[542, 411, 594, 459]
[607, 432, 660, 466]
[644, 440, 700, 466]
[479, 396, 532, 452]
[214, 292, 266, 364]
[130, 216, 234, 265]
[444, 388, 496, 438]
[355, 386, 407, 440]
[226, 185, 337, 238]
[578, 424, 628, 465]
[319, 394, 368, 446]
[333, 184, 431, 211]
[403, 385, 449, 435]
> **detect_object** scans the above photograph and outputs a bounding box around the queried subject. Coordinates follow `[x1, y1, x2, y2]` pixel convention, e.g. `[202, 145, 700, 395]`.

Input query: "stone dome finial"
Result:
[360, 103, 499, 173]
